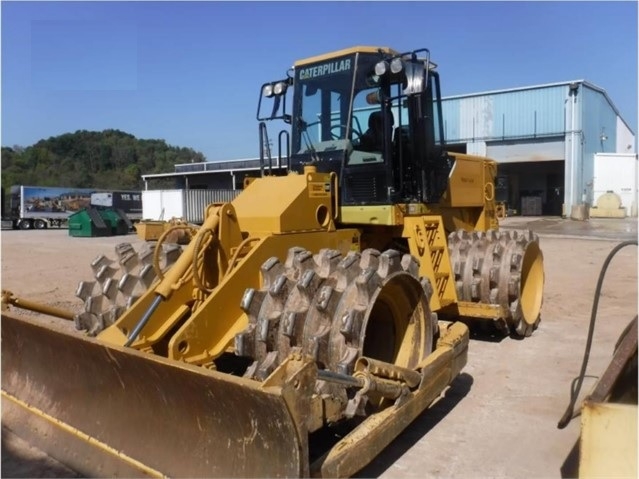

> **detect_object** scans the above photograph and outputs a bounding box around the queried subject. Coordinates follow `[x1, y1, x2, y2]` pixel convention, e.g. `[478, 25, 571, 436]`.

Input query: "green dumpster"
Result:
[99, 209, 130, 236]
[68, 208, 111, 237]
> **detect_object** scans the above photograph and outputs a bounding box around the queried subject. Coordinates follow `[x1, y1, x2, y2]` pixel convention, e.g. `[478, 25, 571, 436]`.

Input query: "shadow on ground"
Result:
[353, 372, 474, 478]
[1, 427, 81, 479]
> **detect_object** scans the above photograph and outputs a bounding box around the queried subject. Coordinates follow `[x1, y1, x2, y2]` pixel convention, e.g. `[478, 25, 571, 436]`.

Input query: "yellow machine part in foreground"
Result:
[1, 311, 468, 478]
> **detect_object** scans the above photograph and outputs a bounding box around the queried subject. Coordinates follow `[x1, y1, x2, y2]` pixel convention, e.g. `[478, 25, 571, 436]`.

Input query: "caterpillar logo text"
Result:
[298, 59, 352, 80]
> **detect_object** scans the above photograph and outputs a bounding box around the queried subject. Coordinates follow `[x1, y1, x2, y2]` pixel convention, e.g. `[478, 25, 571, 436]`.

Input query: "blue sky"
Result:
[1, 1, 637, 161]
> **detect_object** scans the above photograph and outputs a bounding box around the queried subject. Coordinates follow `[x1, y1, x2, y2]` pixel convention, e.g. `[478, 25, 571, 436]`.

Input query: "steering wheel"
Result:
[330, 124, 363, 141]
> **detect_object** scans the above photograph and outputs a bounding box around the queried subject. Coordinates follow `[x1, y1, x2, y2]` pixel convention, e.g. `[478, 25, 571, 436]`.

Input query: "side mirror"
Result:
[403, 62, 426, 95]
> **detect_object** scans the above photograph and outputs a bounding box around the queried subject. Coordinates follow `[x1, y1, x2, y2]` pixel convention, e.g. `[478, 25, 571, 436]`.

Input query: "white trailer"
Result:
[593, 153, 638, 217]
[9, 185, 96, 230]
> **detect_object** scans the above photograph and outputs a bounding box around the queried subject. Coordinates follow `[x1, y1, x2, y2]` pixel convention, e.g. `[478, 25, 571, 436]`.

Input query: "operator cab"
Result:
[257, 46, 454, 205]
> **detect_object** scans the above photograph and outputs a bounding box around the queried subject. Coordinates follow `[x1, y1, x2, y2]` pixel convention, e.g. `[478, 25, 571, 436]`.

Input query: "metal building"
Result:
[440, 80, 636, 217]
[142, 80, 636, 218]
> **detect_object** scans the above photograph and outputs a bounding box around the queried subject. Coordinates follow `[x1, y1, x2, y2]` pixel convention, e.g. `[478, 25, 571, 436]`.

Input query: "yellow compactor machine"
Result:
[1, 46, 545, 478]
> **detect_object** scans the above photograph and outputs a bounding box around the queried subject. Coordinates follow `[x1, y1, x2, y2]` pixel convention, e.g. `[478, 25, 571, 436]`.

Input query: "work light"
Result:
[273, 81, 287, 96]
[374, 61, 388, 76]
[262, 84, 274, 98]
[390, 58, 404, 74]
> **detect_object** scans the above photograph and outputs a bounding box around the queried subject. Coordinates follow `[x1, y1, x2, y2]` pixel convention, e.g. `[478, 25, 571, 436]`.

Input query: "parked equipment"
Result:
[133, 217, 195, 243]
[1, 46, 545, 477]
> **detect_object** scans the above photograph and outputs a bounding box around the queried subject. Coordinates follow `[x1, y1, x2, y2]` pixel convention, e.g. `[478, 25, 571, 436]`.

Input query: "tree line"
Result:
[1, 129, 206, 190]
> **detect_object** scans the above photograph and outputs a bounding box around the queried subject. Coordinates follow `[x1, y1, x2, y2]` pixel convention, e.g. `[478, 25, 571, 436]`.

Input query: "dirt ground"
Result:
[0, 219, 637, 478]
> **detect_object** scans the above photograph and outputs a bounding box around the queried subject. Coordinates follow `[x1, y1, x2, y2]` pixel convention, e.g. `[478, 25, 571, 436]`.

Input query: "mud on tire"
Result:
[448, 229, 544, 337]
[235, 247, 436, 384]
[74, 242, 182, 336]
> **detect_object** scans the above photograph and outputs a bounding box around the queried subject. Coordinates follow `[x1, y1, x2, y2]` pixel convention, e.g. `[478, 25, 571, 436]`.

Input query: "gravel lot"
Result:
[1, 220, 637, 478]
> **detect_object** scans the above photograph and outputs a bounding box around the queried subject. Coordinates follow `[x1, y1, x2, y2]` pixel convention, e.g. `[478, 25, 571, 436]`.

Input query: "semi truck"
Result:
[1, 186, 13, 229]
[7, 185, 142, 230]
[90, 191, 143, 221]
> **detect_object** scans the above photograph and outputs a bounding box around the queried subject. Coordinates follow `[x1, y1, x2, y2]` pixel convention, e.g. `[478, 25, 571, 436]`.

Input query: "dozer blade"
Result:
[1, 312, 311, 478]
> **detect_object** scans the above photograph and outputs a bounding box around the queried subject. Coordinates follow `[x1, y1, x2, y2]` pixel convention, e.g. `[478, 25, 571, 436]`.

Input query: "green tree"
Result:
[0, 130, 207, 190]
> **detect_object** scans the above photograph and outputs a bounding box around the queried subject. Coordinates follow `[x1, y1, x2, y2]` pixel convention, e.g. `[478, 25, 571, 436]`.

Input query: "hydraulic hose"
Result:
[557, 239, 637, 429]
[152, 223, 194, 280]
[192, 226, 216, 294]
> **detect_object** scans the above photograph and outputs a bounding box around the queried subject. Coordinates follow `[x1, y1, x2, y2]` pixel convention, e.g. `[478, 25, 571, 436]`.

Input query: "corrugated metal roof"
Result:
[142, 158, 278, 180]
[174, 157, 262, 169]
[443, 79, 583, 100]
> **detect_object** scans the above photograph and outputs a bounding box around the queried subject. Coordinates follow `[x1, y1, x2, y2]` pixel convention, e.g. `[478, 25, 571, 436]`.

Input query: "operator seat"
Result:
[359, 110, 395, 153]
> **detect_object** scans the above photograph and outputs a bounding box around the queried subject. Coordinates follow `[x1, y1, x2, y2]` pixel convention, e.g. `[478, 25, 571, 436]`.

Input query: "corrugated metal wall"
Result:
[142, 189, 241, 223]
[616, 117, 636, 153]
[580, 85, 619, 204]
[183, 190, 241, 223]
[442, 85, 567, 143]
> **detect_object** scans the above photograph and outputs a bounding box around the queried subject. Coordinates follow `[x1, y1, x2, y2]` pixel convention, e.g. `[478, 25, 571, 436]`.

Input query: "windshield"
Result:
[293, 53, 390, 153]
[293, 54, 356, 153]
[296, 83, 344, 150]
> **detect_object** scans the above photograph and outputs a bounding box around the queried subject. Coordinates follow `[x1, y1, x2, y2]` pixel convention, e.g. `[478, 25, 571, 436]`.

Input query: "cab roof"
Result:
[294, 46, 399, 67]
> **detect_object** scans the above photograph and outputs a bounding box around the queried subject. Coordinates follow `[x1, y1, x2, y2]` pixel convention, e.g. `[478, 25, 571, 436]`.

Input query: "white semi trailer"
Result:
[8, 185, 142, 229]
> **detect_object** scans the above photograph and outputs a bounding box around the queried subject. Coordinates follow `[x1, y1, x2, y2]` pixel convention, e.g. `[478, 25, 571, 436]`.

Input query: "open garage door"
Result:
[487, 138, 564, 165]
[487, 138, 565, 216]
[496, 161, 565, 216]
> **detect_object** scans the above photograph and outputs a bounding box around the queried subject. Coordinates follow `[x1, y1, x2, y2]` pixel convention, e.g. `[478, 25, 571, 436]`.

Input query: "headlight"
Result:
[262, 84, 274, 98]
[390, 58, 404, 74]
[374, 61, 388, 76]
[273, 81, 287, 95]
